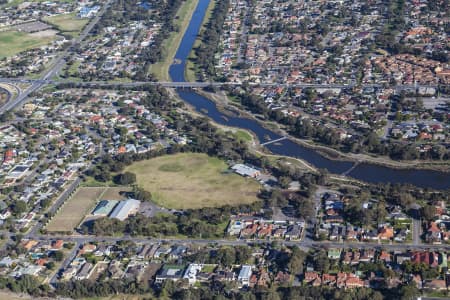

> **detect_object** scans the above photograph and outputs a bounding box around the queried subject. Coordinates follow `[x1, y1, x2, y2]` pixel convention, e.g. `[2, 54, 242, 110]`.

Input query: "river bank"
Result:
[196, 89, 450, 173]
[167, 88, 324, 176]
[184, 0, 216, 82]
[164, 0, 449, 189]
[147, 0, 199, 81]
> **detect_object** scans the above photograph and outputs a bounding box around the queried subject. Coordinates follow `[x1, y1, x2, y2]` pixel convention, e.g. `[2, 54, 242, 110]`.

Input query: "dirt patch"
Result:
[14, 21, 51, 33]
[29, 29, 58, 38]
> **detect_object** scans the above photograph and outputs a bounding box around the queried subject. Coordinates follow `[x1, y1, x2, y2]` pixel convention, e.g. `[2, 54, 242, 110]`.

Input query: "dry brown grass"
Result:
[101, 187, 132, 200]
[46, 187, 105, 232]
[124, 153, 260, 209]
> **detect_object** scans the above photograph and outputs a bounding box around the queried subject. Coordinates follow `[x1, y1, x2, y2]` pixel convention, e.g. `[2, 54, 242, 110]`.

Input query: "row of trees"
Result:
[186, 245, 253, 267]
[191, 0, 230, 80]
[229, 88, 449, 161]
[52, 278, 419, 300]
[136, 0, 185, 78]
[0, 272, 421, 300]
[87, 201, 263, 238]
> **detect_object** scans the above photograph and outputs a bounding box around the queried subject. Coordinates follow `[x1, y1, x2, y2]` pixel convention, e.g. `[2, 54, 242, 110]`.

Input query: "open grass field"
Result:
[0, 88, 9, 106]
[44, 12, 88, 37]
[0, 30, 55, 58]
[1, 0, 73, 8]
[235, 130, 253, 142]
[125, 153, 260, 209]
[101, 187, 131, 200]
[148, 0, 198, 81]
[46, 187, 106, 232]
[0, 291, 33, 300]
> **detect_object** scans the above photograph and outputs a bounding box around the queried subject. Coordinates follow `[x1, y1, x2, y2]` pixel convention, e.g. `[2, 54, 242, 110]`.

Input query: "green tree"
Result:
[114, 172, 136, 185]
[11, 201, 27, 214]
[422, 205, 435, 221]
[400, 282, 420, 300]
[133, 187, 152, 202]
[53, 250, 64, 262]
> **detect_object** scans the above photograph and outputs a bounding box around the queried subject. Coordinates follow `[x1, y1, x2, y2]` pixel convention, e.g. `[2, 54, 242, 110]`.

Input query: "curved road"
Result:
[0, 0, 113, 115]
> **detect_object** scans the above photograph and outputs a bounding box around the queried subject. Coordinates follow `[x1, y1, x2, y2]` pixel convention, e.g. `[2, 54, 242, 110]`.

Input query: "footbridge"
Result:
[260, 136, 289, 146]
[341, 161, 361, 176]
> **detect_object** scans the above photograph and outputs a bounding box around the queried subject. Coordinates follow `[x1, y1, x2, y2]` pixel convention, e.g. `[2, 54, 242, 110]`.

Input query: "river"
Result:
[168, 0, 449, 190]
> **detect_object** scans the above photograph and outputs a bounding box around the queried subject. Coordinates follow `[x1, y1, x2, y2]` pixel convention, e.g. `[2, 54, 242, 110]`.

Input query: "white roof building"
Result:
[109, 199, 141, 221]
[238, 265, 253, 286]
[231, 164, 260, 178]
[183, 263, 203, 285]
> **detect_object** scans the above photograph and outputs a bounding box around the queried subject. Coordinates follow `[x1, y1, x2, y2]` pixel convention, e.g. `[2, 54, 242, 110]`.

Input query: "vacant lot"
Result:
[0, 30, 55, 58]
[44, 12, 88, 36]
[0, 291, 33, 300]
[125, 153, 260, 209]
[14, 21, 51, 33]
[46, 187, 105, 232]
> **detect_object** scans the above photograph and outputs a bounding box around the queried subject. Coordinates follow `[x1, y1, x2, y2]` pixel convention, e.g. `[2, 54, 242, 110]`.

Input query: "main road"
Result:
[0, 0, 113, 115]
[0, 77, 441, 91]
[21, 232, 450, 252]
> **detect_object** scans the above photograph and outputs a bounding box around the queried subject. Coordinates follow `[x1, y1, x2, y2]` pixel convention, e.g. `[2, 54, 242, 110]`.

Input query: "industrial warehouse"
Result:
[92, 199, 141, 221]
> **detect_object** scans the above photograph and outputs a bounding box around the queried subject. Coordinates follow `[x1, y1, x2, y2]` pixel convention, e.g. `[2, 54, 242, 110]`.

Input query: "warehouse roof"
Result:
[92, 200, 118, 216]
[109, 199, 140, 221]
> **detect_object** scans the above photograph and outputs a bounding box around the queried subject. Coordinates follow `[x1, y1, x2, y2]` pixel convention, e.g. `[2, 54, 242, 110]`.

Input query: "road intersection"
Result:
[0, 0, 441, 288]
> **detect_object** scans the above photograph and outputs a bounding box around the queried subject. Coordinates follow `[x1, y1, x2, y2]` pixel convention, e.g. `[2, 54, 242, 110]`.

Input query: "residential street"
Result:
[413, 218, 422, 246]
[0, 0, 113, 114]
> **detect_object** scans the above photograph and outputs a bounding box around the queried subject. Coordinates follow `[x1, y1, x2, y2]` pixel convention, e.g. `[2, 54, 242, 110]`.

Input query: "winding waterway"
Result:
[168, 0, 449, 190]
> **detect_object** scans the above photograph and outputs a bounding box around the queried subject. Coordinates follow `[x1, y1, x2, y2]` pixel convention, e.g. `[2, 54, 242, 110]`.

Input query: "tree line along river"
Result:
[168, 0, 449, 190]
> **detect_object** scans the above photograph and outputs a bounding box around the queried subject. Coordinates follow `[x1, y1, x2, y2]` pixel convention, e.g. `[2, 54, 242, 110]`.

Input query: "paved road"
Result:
[413, 218, 422, 246]
[0, 0, 113, 115]
[49, 241, 80, 285]
[20, 233, 450, 252]
[382, 117, 393, 140]
[236, 4, 251, 64]
[26, 178, 81, 237]
[0, 77, 442, 91]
